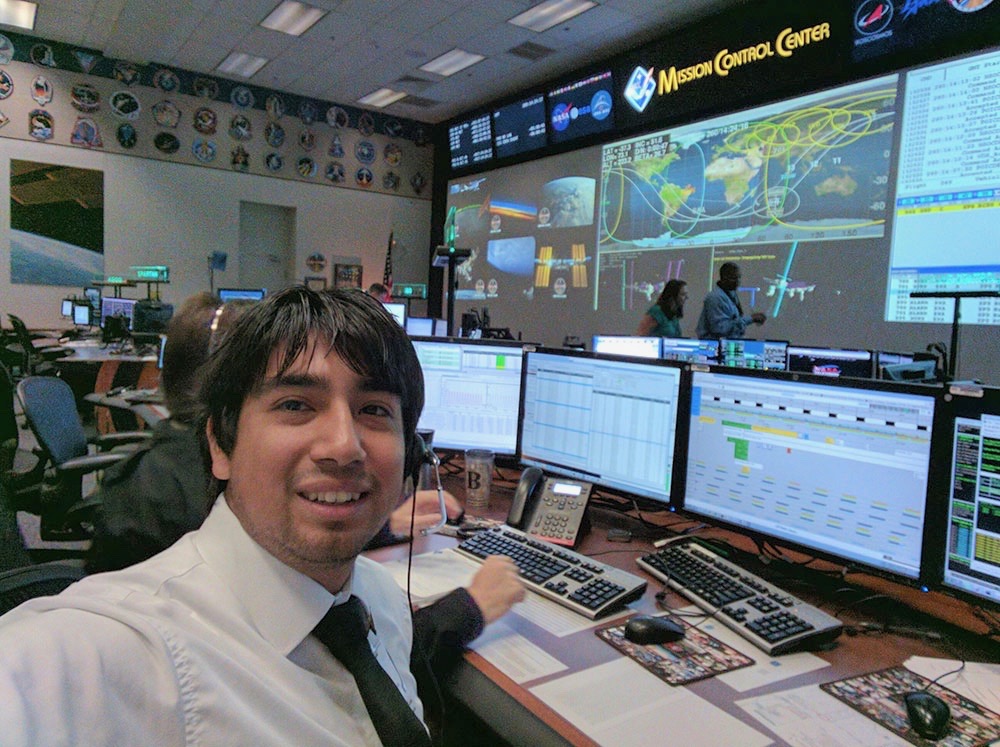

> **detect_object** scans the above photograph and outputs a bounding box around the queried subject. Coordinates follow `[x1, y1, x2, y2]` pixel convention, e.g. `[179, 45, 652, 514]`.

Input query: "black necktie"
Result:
[314, 596, 431, 747]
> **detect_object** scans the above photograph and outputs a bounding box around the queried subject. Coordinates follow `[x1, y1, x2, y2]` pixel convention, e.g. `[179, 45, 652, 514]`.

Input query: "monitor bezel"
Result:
[409, 335, 530, 459]
[516, 346, 689, 510]
[932, 384, 1000, 611]
[677, 365, 947, 587]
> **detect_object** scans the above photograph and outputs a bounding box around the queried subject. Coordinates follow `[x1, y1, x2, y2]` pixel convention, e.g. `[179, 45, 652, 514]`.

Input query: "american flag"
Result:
[382, 231, 393, 296]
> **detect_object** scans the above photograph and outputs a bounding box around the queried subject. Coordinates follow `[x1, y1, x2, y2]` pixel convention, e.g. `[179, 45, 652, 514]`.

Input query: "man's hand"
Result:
[389, 489, 463, 536]
[466, 556, 526, 624]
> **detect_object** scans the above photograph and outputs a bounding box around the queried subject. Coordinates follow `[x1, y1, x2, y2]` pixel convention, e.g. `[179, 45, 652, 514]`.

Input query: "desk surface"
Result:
[56, 339, 156, 364]
[370, 469, 1000, 747]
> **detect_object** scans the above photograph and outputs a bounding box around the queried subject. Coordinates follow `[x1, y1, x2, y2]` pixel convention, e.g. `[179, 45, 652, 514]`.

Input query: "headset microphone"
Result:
[418, 441, 447, 536]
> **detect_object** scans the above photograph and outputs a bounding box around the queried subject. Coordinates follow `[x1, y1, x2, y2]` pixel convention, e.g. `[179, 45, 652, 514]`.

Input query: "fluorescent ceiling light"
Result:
[509, 0, 597, 32]
[419, 49, 485, 77]
[0, 0, 37, 30]
[216, 52, 269, 78]
[260, 0, 326, 36]
[358, 88, 407, 107]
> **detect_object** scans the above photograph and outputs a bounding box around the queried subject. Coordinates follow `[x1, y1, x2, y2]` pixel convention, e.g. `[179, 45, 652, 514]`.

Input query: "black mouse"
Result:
[903, 691, 951, 741]
[623, 615, 686, 645]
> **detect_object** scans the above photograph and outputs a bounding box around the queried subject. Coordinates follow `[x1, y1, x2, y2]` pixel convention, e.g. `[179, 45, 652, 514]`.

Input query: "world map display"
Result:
[599, 76, 899, 251]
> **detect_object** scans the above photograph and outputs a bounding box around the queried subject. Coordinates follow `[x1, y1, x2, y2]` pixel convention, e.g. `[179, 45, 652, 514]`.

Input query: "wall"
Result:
[2, 137, 432, 328]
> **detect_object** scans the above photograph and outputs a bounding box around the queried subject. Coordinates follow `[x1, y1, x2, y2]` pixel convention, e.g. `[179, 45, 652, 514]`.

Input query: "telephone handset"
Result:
[506, 467, 592, 547]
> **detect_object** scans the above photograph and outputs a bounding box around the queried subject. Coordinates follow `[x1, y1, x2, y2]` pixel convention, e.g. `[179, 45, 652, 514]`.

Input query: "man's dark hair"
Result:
[719, 261, 740, 279]
[198, 286, 424, 491]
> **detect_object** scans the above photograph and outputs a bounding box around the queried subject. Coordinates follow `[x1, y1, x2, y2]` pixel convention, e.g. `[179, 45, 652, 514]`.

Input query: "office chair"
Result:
[6, 314, 72, 377]
[0, 561, 86, 616]
[1, 362, 45, 551]
[15, 376, 151, 540]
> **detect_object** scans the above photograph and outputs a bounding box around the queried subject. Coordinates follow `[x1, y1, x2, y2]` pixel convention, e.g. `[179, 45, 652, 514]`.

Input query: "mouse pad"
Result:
[596, 614, 754, 685]
[821, 666, 1000, 747]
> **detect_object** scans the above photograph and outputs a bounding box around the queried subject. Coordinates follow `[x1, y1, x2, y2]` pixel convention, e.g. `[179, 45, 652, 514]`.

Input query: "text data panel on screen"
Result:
[683, 371, 936, 580]
[942, 389, 1000, 607]
[519, 350, 681, 506]
[412, 338, 523, 455]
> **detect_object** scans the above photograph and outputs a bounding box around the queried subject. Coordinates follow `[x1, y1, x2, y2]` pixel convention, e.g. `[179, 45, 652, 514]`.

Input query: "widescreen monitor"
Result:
[518, 348, 684, 507]
[786, 345, 874, 379]
[682, 369, 941, 582]
[100, 297, 138, 330]
[720, 339, 788, 371]
[547, 70, 615, 145]
[405, 317, 434, 336]
[411, 337, 525, 456]
[939, 386, 1000, 608]
[591, 335, 660, 359]
[661, 338, 718, 364]
[218, 288, 266, 302]
[493, 94, 547, 160]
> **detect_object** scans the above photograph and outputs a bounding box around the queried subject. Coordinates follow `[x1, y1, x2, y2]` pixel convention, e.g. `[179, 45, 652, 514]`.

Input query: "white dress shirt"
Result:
[0, 497, 423, 746]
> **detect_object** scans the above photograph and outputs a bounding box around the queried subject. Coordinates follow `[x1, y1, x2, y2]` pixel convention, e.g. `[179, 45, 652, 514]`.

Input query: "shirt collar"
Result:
[192, 495, 353, 656]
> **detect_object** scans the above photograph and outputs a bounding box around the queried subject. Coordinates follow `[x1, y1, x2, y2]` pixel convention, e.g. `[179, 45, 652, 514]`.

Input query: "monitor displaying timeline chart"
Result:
[518, 348, 685, 507]
[411, 337, 525, 456]
[939, 386, 1000, 608]
[785, 345, 874, 379]
[719, 339, 788, 371]
[591, 335, 661, 359]
[681, 369, 941, 582]
[660, 338, 719, 364]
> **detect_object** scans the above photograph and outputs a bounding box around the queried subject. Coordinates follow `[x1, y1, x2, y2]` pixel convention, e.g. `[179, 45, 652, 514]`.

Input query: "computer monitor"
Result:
[405, 317, 434, 336]
[382, 301, 406, 327]
[61, 299, 74, 318]
[133, 300, 174, 334]
[432, 319, 449, 337]
[681, 369, 941, 582]
[518, 348, 685, 507]
[661, 338, 719, 364]
[786, 345, 874, 379]
[72, 303, 91, 327]
[719, 339, 788, 371]
[591, 335, 661, 359]
[100, 297, 138, 330]
[881, 360, 938, 384]
[411, 337, 526, 456]
[875, 351, 914, 377]
[217, 288, 266, 302]
[938, 386, 1000, 608]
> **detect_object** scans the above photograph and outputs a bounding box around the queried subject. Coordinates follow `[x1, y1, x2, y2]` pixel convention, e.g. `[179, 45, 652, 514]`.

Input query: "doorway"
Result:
[238, 202, 296, 293]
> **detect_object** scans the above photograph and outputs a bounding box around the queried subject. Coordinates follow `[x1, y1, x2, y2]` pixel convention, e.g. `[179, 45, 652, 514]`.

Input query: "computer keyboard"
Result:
[456, 525, 647, 619]
[637, 539, 843, 655]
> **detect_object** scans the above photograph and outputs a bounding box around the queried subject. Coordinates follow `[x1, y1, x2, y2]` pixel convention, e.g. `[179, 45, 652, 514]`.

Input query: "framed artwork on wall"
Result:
[334, 263, 362, 289]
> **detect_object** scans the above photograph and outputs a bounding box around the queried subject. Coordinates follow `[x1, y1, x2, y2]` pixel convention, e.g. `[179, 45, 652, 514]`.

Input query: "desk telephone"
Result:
[507, 467, 592, 547]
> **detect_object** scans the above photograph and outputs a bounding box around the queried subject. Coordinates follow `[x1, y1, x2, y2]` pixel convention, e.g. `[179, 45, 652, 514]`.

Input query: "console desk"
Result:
[368, 469, 1000, 747]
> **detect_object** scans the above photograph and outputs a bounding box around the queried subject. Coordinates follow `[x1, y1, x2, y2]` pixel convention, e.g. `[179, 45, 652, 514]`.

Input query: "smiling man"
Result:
[0, 287, 437, 745]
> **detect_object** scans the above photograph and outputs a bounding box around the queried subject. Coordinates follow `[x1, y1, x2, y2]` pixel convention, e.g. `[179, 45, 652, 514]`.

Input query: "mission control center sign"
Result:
[616, 19, 835, 126]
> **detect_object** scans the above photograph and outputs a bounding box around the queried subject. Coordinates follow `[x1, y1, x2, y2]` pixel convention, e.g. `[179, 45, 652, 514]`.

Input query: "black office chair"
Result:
[15, 376, 151, 540]
[5, 314, 72, 378]
[0, 562, 86, 617]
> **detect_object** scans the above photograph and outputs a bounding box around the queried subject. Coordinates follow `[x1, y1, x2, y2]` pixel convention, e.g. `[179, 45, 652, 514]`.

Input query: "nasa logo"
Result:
[855, 0, 893, 35]
[624, 66, 656, 113]
[591, 90, 612, 121]
[551, 102, 572, 132]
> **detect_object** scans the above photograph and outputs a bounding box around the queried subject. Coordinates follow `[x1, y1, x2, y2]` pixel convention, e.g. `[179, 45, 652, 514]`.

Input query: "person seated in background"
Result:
[367, 282, 390, 301]
[696, 261, 766, 339]
[635, 279, 688, 337]
[0, 286, 524, 745]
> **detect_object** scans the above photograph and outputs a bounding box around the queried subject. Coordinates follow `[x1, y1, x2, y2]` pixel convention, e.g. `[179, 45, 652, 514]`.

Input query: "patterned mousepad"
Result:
[821, 666, 1000, 747]
[597, 614, 754, 686]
